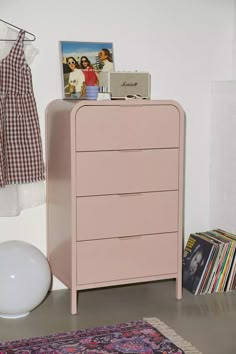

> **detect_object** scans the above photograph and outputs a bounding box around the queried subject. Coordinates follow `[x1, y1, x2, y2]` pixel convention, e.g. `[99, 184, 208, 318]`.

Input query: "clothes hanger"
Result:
[0, 18, 36, 41]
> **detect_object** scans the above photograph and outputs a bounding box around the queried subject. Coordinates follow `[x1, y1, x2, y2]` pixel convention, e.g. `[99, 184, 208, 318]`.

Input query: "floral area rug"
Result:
[0, 317, 202, 353]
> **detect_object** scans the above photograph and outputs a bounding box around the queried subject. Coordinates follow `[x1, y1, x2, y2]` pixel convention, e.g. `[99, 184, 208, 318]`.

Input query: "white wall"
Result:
[233, 0, 236, 78]
[208, 0, 236, 233]
[0, 0, 234, 290]
[210, 81, 236, 233]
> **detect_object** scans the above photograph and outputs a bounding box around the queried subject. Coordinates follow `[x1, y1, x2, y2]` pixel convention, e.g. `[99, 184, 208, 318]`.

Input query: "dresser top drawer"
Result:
[75, 104, 180, 151]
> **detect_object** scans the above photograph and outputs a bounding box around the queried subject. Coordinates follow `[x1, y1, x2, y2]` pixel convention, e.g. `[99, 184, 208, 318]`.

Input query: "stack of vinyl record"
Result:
[182, 229, 236, 295]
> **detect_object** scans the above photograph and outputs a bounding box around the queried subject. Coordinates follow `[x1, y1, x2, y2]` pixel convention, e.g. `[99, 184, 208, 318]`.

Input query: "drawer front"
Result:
[76, 233, 178, 285]
[76, 149, 179, 196]
[75, 105, 180, 151]
[76, 191, 178, 241]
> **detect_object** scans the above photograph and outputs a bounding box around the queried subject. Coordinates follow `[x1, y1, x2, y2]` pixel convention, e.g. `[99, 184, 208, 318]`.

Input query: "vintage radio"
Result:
[98, 71, 151, 99]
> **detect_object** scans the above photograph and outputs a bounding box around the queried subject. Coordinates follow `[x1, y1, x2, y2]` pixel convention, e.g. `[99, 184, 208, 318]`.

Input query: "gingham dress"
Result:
[0, 30, 44, 187]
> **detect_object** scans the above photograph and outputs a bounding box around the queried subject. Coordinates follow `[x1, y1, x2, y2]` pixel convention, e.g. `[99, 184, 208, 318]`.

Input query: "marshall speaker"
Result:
[109, 72, 151, 99]
[98, 72, 151, 99]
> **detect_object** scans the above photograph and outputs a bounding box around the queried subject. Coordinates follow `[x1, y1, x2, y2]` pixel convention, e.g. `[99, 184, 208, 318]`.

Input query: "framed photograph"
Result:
[59, 41, 114, 99]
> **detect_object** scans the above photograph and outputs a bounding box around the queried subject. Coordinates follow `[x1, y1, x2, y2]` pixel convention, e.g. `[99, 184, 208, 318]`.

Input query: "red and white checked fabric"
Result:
[0, 29, 44, 187]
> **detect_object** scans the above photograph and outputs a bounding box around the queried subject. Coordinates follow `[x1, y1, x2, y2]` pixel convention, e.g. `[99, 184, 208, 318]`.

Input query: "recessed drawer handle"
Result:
[118, 149, 142, 152]
[119, 235, 143, 240]
[118, 193, 142, 197]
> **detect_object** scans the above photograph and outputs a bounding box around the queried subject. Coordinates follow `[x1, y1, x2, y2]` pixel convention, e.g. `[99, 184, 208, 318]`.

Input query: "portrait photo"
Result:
[59, 41, 114, 99]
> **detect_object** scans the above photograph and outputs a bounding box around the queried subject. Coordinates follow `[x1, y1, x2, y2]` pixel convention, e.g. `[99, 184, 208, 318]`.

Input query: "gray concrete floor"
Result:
[0, 280, 235, 354]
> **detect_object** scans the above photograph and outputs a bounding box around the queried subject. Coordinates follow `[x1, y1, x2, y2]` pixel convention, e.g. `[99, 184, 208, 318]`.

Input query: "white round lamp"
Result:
[0, 240, 51, 319]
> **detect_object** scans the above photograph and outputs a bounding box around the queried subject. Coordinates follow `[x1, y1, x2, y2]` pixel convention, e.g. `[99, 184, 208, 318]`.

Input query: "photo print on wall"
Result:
[59, 41, 114, 100]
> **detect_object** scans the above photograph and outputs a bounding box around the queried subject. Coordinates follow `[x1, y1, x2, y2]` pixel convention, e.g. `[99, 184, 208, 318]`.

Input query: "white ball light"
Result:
[0, 241, 51, 319]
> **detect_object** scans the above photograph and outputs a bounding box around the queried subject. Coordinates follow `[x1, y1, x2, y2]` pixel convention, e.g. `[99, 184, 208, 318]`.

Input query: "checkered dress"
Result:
[0, 30, 44, 187]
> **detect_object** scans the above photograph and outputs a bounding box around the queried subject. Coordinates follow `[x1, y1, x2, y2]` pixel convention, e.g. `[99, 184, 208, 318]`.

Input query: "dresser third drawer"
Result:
[76, 191, 178, 241]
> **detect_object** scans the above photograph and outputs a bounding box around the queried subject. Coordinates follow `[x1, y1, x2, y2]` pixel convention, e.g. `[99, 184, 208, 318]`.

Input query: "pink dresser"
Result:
[45, 100, 185, 314]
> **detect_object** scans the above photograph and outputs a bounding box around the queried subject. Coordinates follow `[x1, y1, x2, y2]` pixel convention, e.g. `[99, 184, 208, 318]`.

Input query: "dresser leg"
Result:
[176, 277, 182, 300]
[71, 288, 78, 315]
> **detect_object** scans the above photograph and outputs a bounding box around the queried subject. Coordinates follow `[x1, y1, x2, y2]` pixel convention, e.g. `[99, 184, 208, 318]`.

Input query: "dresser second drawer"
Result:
[76, 191, 178, 241]
[76, 149, 179, 196]
[76, 233, 178, 285]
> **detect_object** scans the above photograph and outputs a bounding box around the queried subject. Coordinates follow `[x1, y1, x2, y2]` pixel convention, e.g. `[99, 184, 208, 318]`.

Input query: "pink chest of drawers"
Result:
[45, 99, 185, 314]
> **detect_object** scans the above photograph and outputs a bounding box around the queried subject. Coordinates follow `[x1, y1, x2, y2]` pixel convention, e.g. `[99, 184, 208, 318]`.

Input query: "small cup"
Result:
[86, 86, 99, 100]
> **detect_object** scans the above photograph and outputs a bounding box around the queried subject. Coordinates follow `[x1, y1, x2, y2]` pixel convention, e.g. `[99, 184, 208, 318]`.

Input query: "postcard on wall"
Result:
[59, 41, 114, 100]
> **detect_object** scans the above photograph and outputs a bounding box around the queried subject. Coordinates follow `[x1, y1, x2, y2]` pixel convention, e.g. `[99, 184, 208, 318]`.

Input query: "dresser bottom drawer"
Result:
[76, 233, 178, 285]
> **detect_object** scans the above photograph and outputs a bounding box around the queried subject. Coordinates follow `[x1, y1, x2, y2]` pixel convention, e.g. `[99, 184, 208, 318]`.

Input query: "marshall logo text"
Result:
[121, 81, 138, 87]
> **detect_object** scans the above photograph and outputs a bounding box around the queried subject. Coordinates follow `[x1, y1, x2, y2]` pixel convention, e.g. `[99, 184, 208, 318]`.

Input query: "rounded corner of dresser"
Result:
[168, 100, 185, 116]
[71, 101, 89, 116]
[45, 100, 61, 117]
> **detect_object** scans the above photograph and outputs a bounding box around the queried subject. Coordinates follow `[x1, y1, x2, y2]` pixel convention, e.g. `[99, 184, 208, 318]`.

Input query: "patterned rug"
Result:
[0, 317, 202, 354]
